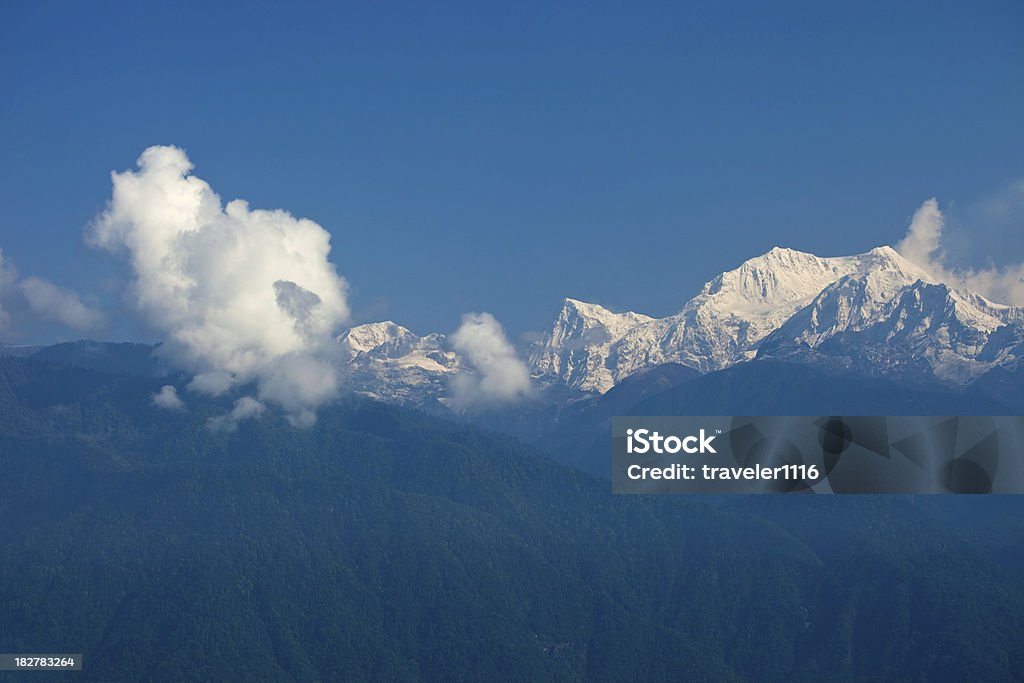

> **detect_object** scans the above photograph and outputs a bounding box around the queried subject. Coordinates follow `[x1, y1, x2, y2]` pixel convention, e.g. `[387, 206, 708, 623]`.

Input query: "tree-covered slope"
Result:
[0, 358, 1022, 682]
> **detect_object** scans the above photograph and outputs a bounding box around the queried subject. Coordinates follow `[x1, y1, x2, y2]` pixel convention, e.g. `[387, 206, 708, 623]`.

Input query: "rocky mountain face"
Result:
[526, 299, 654, 393]
[755, 251, 1024, 384]
[531, 247, 921, 388]
[528, 245, 1023, 394]
[338, 322, 462, 405]
[333, 245, 1024, 406]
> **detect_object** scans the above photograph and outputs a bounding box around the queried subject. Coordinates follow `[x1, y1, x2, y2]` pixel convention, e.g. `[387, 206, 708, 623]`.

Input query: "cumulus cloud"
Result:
[19, 276, 106, 332]
[152, 385, 186, 411]
[89, 146, 349, 426]
[449, 312, 531, 410]
[896, 197, 1024, 305]
[208, 396, 265, 432]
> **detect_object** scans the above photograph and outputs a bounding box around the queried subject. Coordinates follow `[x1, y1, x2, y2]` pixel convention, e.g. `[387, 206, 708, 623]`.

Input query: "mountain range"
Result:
[3, 246, 1023, 679]
[337, 245, 1024, 407]
[7, 244, 1022, 418]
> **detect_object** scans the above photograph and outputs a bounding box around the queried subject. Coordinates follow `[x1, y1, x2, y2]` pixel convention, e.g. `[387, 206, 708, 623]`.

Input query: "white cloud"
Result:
[89, 145, 350, 426]
[895, 198, 944, 271]
[258, 353, 339, 428]
[208, 396, 265, 432]
[19, 276, 106, 332]
[152, 385, 186, 411]
[896, 197, 1024, 305]
[0, 249, 105, 335]
[449, 312, 531, 410]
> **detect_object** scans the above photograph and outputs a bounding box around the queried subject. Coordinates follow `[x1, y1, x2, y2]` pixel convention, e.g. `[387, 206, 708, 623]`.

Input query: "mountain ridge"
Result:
[337, 244, 1024, 404]
[12, 245, 1023, 410]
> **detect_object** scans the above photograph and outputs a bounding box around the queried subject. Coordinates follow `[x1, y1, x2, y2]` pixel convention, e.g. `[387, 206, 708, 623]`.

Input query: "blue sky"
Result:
[1, 1, 1022, 343]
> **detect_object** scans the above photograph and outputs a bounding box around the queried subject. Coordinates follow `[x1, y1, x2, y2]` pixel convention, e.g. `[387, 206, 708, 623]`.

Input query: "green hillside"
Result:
[0, 358, 1022, 682]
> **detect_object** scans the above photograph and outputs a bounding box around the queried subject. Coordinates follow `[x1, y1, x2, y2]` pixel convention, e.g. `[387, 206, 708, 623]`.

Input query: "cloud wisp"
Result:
[896, 197, 1024, 305]
[0, 248, 106, 335]
[208, 396, 266, 432]
[90, 145, 350, 427]
[449, 312, 532, 410]
[19, 276, 106, 332]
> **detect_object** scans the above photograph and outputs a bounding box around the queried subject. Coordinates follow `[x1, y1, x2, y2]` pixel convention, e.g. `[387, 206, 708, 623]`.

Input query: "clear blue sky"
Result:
[1, 1, 1022, 342]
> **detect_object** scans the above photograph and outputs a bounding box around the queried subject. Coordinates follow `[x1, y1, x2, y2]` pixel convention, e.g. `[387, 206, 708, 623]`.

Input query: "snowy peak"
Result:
[336, 244, 1023, 406]
[339, 321, 422, 359]
[856, 246, 938, 288]
[531, 244, 1023, 392]
[608, 247, 897, 378]
[531, 247, 898, 391]
[956, 290, 1024, 326]
[758, 254, 938, 350]
[701, 246, 862, 305]
[760, 271, 1024, 384]
[891, 282, 1007, 336]
[339, 321, 461, 405]
[700, 245, 932, 308]
[549, 298, 653, 347]
[529, 298, 653, 394]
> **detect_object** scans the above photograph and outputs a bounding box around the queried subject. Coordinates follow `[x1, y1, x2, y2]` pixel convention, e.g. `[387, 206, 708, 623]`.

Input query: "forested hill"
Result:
[1, 357, 1022, 682]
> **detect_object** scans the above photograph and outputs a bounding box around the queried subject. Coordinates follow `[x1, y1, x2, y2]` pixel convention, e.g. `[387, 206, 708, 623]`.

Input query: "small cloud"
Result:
[152, 385, 186, 411]
[18, 276, 106, 332]
[895, 197, 1024, 305]
[0, 249, 105, 335]
[188, 371, 236, 396]
[449, 312, 531, 410]
[208, 396, 265, 432]
[895, 198, 944, 272]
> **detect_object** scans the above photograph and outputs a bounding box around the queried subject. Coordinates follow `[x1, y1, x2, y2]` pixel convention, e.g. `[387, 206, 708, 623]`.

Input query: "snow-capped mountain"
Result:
[759, 270, 1024, 384]
[609, 247, 901, 375]
[338, 245, 1024, 406]
[338, 322, 462, 404]
[527, 299, 653, 393]
[527, 245, 1024, 393]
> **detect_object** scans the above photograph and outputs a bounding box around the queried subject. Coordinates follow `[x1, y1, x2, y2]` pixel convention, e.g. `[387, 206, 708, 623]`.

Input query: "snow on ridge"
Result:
[532, 245, 1024, 391]
[335, 245, 1024, 404]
